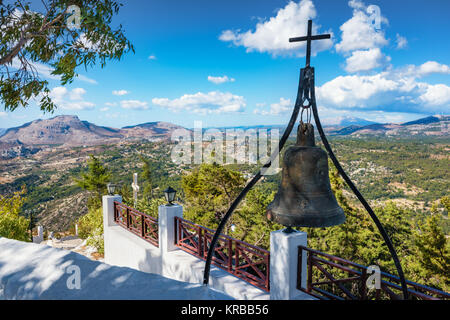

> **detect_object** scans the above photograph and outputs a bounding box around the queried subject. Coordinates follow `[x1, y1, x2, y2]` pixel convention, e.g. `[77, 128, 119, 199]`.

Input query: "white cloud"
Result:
[48, 86, 95, 110]
[316, 62, 450, 114]
[120, 100, 149, 110]
[100, 107, 109, 112]
[336, 0, 390, 73]
[254, 98, 292, 115]
[336, 1, 388, 53]
[112, 90, 129, 96]
[105, 102, 118, 107]
[148, 55, 157, 60]
[0, 112, 7, 117]
[152, 91, 246, 114]
[69, 88, 86, 101]
[397, 61, 450, 79]
[219, 0, 333, 57]
[396, 33, 408, 49]
[418, 84, 450, 106]
[417, 61, 450, 76]
[207, 75, 235, 84]
[344, 48, 390, 73]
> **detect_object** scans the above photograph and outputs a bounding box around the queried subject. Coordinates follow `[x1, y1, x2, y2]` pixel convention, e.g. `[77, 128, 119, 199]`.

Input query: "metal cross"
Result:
[289, 19, 331, 67]
[131, 172, 140, 208]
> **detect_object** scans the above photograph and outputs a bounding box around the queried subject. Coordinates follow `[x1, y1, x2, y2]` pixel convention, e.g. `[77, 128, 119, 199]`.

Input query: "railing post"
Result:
[307, 252, 313, 293]
[126, 207, 130, 229]
[174, 217, 178, 246]
[228, 239, 233, 273]
[141, 215, 145, 238]
[235, 243, 240, 275]
[297, 247, 303, 290]
[360, 268, 367, 300]
[270, 229, 308, 300]
[158, 204, 183, 254]
[198, 226, 203, 257]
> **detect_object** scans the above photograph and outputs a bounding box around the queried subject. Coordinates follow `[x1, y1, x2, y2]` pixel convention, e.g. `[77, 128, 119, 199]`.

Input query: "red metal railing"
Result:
[114, 201, 159, 247]
[175, 217, 270, 291]
[298, 245, 450, 300]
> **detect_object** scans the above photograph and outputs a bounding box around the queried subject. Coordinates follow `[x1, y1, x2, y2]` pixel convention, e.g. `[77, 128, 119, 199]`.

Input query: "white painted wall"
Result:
[102, 197, 269, 300]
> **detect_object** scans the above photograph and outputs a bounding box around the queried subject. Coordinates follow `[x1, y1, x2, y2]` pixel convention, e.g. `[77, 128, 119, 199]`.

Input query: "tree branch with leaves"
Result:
[0, 0, 134, 112]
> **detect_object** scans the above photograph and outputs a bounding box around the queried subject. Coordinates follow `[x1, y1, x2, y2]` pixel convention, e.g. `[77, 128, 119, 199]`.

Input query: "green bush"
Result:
[0, 188, 30, 242]
[77, 207, 104, 254]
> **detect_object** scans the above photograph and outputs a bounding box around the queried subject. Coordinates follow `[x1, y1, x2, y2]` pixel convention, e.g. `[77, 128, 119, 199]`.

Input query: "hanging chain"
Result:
[300, 67, 313, 124]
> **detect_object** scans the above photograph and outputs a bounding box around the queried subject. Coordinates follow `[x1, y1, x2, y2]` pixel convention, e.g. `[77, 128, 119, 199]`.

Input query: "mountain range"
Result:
[0, 115, 188, 147]
[327, 115, 449, 136]
[0, 114, 448, 159]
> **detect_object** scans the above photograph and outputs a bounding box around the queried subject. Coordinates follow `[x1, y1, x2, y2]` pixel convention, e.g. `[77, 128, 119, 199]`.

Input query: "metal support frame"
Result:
[203, 19, 409, 300]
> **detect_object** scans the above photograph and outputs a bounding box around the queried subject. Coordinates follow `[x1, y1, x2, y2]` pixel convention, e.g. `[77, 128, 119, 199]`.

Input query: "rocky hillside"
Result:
[120, 121, 188, 140]
[0, 115, 121, 146]
[0, 115, 190, 157]
[0, 140, 40, 159]
[328, 115, 449, 137]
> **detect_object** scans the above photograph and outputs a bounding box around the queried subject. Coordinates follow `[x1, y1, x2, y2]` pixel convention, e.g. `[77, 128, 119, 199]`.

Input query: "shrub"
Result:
[77, 207, 104, 254]
[0, 188, 30, 242]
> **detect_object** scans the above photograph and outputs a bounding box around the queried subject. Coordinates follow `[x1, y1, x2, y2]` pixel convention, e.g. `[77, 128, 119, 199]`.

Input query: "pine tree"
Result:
[410, 214, 450, 291]
[182, 163, 245, 232]
[74, 155, 110, 209]
[139, 155, 153, 201]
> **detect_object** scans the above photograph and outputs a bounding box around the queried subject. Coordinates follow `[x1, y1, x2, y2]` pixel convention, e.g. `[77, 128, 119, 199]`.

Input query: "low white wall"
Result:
[102, 196, 269, 300]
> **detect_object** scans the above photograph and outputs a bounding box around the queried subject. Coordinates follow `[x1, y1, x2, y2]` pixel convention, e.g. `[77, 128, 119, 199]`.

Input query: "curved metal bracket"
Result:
[202, 66, 409, 300]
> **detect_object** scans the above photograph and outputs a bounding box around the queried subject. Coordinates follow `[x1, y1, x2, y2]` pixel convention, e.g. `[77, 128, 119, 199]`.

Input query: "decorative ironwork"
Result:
[113, 201, 159, 247]
[298, 246, 450, 300]
[204, 19, 409, 300]
[176, 217, 270, 291]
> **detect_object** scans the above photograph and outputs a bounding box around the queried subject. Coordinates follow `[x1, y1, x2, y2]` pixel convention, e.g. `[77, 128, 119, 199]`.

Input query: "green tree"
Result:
[409, 214, 450, 291]
[305, 162, 414, 275]
[139, 154, 153, 201]
[182, 163, 245, 233]
[74, 154, 110, 209]
[1, 0, 134, 112]
[0, 187, 30, 241]
[235, 187, 282, 250]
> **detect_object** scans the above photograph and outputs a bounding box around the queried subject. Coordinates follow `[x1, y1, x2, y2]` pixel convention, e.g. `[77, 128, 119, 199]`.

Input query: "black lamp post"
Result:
[164, 187, 177, 206]
[107, 183, 117, 195]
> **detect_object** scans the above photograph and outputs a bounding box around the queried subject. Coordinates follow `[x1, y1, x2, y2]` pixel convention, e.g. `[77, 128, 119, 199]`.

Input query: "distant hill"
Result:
[120, 121, 189, 140]
[0, 115, 122, 146]
[0, 128, 5, 137]
[328, 115, 449, 137]
[0, 115, 190, 152]
[326, 116, 378, 128]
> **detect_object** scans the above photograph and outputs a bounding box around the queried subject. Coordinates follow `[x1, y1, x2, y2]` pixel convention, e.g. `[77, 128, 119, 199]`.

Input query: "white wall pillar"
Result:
[270, 229, 307, 300]
[102, 195, 122, 230]
[158, 204, 183, 253]
[33, 226, 44, 243]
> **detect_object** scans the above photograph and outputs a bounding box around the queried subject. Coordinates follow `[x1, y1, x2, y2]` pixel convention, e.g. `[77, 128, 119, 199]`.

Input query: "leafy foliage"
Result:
[0, 186, 30, 241]
[77, 206, 103, 254]
[0, 0, 134, 112]
[182, 163, 245, 232]
[74, 154, 110, 209]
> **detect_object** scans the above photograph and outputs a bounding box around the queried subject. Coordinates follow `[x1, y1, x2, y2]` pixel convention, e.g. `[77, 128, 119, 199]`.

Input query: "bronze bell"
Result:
[267, 122, 345, 228]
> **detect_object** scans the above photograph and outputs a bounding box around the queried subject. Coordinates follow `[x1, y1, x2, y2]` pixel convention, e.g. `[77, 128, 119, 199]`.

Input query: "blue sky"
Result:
[1, 0, 449, 129]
